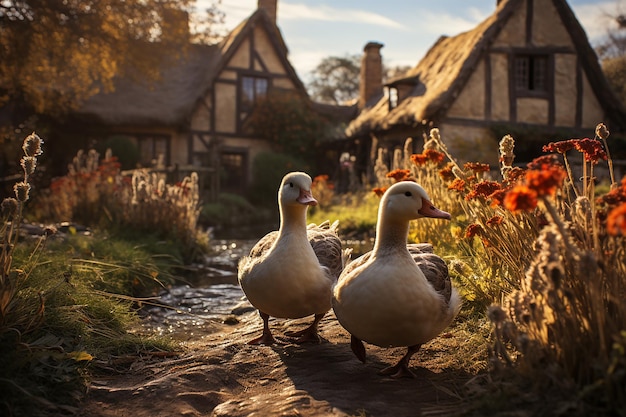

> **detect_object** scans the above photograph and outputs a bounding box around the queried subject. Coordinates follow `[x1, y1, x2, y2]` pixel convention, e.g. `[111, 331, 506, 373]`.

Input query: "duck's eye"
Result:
[289, 182, 294, 188]
[405, 191, 412, 197]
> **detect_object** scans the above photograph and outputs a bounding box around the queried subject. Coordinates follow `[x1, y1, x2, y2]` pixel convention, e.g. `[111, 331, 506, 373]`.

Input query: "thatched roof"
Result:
[77, 43, 221, 127]
[345, 0, 626, 138]
[76, 8, 305, 128]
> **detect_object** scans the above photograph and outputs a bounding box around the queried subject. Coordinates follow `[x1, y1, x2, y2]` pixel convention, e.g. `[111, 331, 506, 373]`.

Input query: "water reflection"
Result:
[139, 236, 374, 339]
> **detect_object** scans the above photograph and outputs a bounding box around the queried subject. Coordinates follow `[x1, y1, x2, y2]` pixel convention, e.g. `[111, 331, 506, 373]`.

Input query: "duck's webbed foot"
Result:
[285, 313, 324, 343]
[378, 344, 421, 378]
[350, 335, 367, 363]
[248, 311, 278, 345]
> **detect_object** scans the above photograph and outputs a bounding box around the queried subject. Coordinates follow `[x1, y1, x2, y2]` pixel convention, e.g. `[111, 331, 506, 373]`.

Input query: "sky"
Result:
[198, 0, 625, 83]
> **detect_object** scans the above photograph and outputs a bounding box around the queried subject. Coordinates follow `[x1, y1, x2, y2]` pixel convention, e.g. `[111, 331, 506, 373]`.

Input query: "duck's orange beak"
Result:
[418, 198, 451, 220]
[298, 189, 318, 206]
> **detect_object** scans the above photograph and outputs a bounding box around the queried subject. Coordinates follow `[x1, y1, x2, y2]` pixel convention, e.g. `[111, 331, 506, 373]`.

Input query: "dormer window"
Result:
[388, 87, 399, 110]
[241, 75, 268, 111]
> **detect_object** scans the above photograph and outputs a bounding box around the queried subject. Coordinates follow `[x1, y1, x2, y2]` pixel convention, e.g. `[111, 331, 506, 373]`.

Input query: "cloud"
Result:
[572, 1, 620, 41]
[280, 3, 406, 30]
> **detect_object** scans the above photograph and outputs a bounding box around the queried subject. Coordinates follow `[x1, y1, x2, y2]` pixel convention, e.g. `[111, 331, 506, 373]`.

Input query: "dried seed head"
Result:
[499, 134, 515, 154]
[487, 305, 507, 324]
[14, 181, 31, 202]
[448, 259, 467, 276]
[452, 166, 465, 179]
[429, 128, 448, 151]
[596, 123, 610, 140]
[499, 134, 515, 166]
[1, 198, 19, 218]
[423, 138, 438, 151]
[21, 156, 37, 177]
[22, 132, 44, 157]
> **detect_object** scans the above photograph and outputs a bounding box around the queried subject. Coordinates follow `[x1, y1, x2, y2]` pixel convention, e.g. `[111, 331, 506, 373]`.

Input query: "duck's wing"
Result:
[248, 230, 279, 259]
[340, 251, 373, 277]
[307, 220, 346, 280]
[408, 244, 451, 303]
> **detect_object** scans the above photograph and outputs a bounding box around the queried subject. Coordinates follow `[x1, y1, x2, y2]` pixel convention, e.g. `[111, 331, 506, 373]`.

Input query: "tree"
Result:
[248, 90, 329, 163]
[595, 3, 626, 106]
[603, 55, 626, 106]
[307, 54, 361, 105]
[307, 54, 411, 105]
[0, 0, 222, 117]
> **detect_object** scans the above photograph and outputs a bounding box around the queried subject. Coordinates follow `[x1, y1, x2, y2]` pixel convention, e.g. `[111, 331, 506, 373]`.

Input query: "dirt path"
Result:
[77, 310, 474, 417]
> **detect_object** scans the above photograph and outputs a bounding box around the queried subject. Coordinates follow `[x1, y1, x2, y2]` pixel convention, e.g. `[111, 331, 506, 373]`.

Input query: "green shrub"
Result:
[248, 151, 311, 206]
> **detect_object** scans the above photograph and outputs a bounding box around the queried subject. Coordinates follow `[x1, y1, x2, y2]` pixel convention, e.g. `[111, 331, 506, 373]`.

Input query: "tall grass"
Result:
[33, 148, 208, 262]
[1, 134, 179, 416]
[312, 122, 625, 413]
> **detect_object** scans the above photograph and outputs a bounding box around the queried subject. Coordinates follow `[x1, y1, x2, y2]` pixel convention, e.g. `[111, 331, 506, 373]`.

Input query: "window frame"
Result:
[512, 53, 551, 98]
[240, 74, 269, 112]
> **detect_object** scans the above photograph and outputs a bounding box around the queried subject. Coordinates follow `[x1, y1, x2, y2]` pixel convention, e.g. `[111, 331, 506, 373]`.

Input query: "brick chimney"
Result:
[359, 42, 384, 109]
[258, 0, 277, 24]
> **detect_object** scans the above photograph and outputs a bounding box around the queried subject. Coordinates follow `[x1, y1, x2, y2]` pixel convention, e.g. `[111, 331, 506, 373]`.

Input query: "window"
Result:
[241, 75, 268, 110]
[220, 150, 247, 193]
[388, 87, 399, 110]
[138, 135, 169, 167]
[514, 55, 548, 93]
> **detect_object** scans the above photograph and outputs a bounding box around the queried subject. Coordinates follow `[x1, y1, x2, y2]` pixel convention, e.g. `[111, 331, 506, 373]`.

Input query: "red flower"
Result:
[486, 215, 504, 226]
[488, 189, 507, 207]
[527, 154, 562, 170]
[607, 203, 626, 236]
[543, 140, 576, 154]
[386, 169, 412, 182]
[439, 163, 456, 182]
[464, 162, 491, 173]
[574, 138, 607, 164]
[465, 223, 484, 239]
[525, 164, 567, 197]
[466, 180, 502, 201]
[423, 149, 445, 164]
[447, 178, 466, 192]
[410, 154, 429, 166]
[504, 185, 538, 213]
[372, 187, 387, 197]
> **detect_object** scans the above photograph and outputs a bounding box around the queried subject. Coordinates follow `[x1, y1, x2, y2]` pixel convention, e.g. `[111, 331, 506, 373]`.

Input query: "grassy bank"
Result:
[0, 134, 203, 416]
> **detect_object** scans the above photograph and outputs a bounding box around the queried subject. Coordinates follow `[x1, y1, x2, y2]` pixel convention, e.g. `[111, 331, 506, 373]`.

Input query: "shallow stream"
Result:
[138, 235, 374, 340]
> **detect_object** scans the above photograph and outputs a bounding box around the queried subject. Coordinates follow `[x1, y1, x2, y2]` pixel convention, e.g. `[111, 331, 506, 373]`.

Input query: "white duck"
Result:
[238, 172, 345, 345]
[332, 181, 461, 378]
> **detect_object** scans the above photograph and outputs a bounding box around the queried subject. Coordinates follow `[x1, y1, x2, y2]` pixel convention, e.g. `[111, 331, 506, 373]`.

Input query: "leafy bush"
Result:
[248, 151, 311, 206]
[32, 148, 207, 262]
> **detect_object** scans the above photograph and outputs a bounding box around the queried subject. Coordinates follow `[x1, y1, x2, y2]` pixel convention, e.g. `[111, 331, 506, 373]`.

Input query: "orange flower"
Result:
[372, 187, 387, 197]
[386, 169, 412, 182]
[504, 185, 538, 213]
[574, 138, 607, 163]
[466, 180, 502, 201]
[465, 223, 484, 239]
[543, 139, 576, 154]
[447, 178, 466, 192]
[527, 154, 562, 170]
[488, 189, 507, 207]
[607, 203, 626, 236]
[486, 215, 503, 226]
[423, 149, 445, 164]
[439, 163, 456, 181]
[525, 164, 567, 197]
[410, 153, 429, 166]
[464, 162, 491, 173]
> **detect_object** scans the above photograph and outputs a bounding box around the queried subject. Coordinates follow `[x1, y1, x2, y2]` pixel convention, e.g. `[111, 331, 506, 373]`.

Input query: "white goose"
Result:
[332, 181, 461, 378]
[238, 172, 345, 345]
